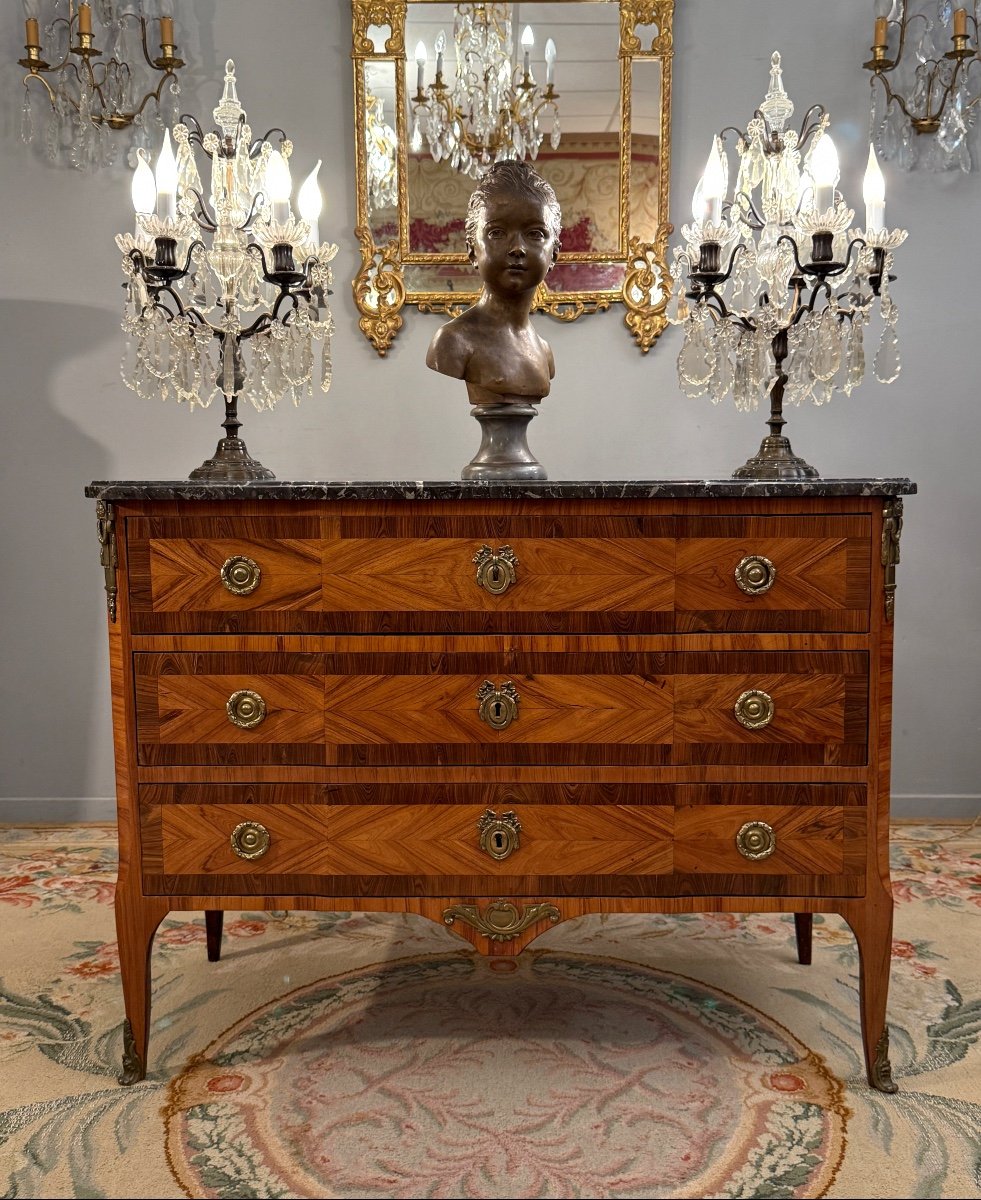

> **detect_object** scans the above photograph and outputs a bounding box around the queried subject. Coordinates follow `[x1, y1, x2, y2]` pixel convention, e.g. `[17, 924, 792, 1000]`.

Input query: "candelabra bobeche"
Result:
[668, 51, 908, 480]
[116, 59, 338, 482]
[410, 3, 559, 178]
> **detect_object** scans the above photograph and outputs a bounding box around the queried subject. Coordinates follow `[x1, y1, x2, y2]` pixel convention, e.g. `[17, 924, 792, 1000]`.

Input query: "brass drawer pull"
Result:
[473, 544, 518, 595]
[735, 554, 776, 595]
[230, 820, 271, 861]
[226, 689, 267, 729]
[478, 809, 522, 860]
[736, 820, 776, 861]
[221, 555, 262, 595]
[734, 688, 775, 729]
[477, 680, 520, 730]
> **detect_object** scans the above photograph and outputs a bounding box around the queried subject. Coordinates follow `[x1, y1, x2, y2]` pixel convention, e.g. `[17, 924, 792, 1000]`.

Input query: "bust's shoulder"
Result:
[427, 309, 484, 378]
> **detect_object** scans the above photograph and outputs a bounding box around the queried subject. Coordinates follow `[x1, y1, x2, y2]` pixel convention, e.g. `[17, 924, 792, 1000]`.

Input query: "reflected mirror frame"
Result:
[351, 0, 674, 356]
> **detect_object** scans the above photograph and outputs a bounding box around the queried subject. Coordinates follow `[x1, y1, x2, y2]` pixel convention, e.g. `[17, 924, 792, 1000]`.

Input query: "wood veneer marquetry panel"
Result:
[675, 805, 854, 875]
[146, 538, 322, 612]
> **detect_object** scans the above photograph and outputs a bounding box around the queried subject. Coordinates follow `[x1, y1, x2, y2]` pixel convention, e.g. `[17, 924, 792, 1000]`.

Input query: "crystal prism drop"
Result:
[874, 325, 901, 383]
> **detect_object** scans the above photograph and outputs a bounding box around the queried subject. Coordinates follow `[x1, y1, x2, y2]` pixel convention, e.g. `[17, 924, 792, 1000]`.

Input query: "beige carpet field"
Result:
[0, 822, 978, 1199]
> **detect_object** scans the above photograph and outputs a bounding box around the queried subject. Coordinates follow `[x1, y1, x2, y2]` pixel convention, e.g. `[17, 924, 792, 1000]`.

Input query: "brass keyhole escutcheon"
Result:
[230, 820, 271, 861]
[734, 688, 775, 730]
[226, 689, 267, 729]
[477, 680, 520, 730]
[220, 555, 262, 595]
[478, 808, 522, 861]
[735, 554, 776, 595]
[473, 544, 518, 595]
[735, 820, 776, 861]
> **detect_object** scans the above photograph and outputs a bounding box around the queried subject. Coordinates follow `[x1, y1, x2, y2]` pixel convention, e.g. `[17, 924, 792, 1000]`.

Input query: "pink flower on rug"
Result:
[66, 957, 119, 979]
[0, 875, 36, 908]
[891, 939, 918, 959]
[158, 923, 208, 946]
[225, 919, 269, 938]
[40, 875, 115, 904]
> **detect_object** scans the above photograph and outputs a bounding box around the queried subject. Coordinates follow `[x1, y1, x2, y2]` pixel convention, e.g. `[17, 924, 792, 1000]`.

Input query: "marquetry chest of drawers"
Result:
[86, 479, 914, 1088]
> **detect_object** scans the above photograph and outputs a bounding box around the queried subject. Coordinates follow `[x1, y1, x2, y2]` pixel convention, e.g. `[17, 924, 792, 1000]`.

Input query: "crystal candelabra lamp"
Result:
[19, 0, 186, 172]
[115, 59, 338, 482]
[410, 3, 560, 178]
[667, 51, 908, 480]
[865, 1, 980, 172]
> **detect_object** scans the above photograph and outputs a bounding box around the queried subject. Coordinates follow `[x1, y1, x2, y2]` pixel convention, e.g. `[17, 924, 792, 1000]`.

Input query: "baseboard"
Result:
[0, 797, 117, 824]
[0, 795, 978, 825]
[891, 795, 980, 819]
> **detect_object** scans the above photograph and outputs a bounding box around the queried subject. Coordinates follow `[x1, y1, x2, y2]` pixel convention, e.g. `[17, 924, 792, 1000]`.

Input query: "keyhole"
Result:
[489, 565, 502, 585]
[492, 700, 503, 720]
[493, 831, 506, 852]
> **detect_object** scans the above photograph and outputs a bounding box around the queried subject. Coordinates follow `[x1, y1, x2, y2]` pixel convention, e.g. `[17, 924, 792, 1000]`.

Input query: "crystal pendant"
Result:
[873, 323, 901, 384]
[678, 317, 716, 394]
[710, 336, 733, 404]
[938, 95, 967, 153]
[665, 272, 689, 325]
[938, 0, 953, 26]
[21, 94, 34, 145]
[550, 118, 561, 150]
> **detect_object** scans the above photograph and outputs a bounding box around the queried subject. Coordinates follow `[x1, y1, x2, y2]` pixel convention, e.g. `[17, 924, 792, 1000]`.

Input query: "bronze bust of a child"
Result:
[427, 161, 561, 479]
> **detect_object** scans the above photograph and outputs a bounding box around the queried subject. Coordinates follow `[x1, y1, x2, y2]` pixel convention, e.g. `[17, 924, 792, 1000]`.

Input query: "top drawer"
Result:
[126, 512, 870, 634]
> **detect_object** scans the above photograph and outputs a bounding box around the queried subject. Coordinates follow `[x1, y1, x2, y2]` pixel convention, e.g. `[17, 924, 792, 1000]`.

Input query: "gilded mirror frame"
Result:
[351, 0, 674, 355]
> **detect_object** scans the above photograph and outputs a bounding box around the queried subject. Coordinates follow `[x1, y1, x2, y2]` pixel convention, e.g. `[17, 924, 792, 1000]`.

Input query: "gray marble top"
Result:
[85, 479, 917, 501]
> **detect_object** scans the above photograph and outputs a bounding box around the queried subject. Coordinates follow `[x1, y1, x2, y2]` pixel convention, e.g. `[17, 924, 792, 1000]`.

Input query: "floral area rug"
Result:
[0, 823, 978, 1199]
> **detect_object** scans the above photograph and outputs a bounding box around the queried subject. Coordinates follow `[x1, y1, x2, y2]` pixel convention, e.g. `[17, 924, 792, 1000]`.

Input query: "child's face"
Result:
[469, 190, 558, 297]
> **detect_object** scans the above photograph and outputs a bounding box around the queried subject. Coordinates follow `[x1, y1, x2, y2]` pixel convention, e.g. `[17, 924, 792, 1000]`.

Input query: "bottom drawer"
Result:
[139, 784, 868, 899]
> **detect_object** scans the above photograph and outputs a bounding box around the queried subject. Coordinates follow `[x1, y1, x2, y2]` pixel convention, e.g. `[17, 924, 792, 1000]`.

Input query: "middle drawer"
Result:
[134, 649, 868, 767]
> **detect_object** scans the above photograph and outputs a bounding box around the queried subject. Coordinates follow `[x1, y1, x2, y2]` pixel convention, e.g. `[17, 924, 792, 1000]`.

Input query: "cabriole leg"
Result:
[114, 887, 169, 1085]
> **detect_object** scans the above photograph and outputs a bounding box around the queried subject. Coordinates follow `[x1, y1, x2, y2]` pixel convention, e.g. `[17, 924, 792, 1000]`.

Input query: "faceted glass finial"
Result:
[213, 58, 245, 137]
[759, 51, 794, 132]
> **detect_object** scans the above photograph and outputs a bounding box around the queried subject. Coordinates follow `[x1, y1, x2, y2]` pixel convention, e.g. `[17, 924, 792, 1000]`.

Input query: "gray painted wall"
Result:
[1, 1, 978, 820]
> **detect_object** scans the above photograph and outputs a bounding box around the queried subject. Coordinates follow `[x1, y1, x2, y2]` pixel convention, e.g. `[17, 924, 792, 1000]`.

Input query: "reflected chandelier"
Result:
[410, 3, 559, 178]
[865, 1, 980, 171]
[115, 60, 338, 482]
[668, 52, 908, 480]
[19, 0, 186, 171]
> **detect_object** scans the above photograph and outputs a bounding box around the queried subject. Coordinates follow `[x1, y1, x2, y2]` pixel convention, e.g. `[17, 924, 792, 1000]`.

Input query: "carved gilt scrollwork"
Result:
[622, 230, 672, 353]
[882, 498, 903, 622]
[95, 500, 118, 623]
[620, 1, 675, 56]
[119, 1018, 144, 1086]
[353, 227, 405, 356]
[352, 0, 406, 56]
[871, 1028, 899, 1093]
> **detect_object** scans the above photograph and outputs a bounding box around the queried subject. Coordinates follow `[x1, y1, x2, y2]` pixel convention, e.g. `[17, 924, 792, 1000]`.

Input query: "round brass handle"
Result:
[734, 689, 775, 730]
[473, 544, 518, 595]
[477, 680, 520, 730]
[478, 808, 522, 861]
[221, 555, 262, 595]
[230, 821, 271, 861]
[735, 555, 776, 595]
[226, 689, 267, 729]
[736, 820, 776, 861]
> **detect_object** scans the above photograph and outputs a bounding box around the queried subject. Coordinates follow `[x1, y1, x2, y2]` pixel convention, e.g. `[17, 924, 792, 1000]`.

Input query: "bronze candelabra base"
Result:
[187, 393, 275, 483]
[462, 402, 547, 481]
[733, 434, 819, 481]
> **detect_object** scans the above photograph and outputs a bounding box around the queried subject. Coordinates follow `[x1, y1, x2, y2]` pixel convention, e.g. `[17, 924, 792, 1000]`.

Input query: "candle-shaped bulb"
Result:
[132, 151, 157, 217]
[414, 39, 427, 92]
[863, 143, 886, 231]
[160, 14, 174, 49]
[154, 129, 178, 221]
[521, 24, 534, 75]
[266, 149, 293, 225]
[690, 178, 705, 226]
[701, 139, 726, 225]
[25, 16, 39, 46]
[953, 7, 968, 38]
[435, 29, 445, 77]
[545, 37, 556, 86]
[78, 2, 92, 36]
[810, 133, 839, 214]
[297, 159, 323, 248]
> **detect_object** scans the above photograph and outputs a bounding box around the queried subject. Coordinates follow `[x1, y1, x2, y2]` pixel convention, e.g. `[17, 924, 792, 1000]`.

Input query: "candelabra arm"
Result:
[731, 191, 765, 231]
[250, 129, 288, 156]
[181, 114, 207, 148]
[796, 103, 829, 150]
[239, 194, 265, 232]
[23, 71, 57, 106]
[776, 233, 810, 281]
[244, 241, 272, 279]
[185, 189, 218, 232]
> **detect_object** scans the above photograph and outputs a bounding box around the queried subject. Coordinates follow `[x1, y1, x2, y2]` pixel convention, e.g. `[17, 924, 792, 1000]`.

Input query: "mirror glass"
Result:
[352, 0, 674, 354]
